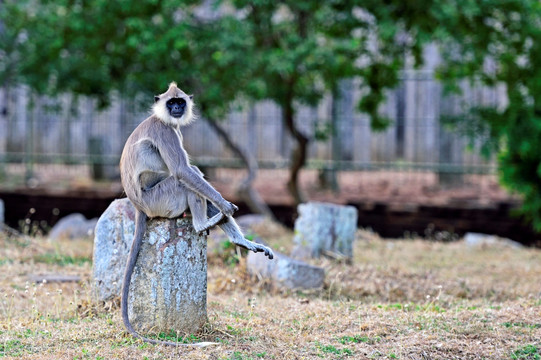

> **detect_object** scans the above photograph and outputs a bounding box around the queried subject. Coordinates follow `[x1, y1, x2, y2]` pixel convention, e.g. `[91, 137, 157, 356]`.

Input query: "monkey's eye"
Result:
[166, 98, 186, 107]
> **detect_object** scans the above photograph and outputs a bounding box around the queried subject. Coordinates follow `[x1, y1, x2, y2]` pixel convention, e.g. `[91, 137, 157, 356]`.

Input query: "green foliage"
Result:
[339, 335, 381, 345]
[32, 253, 91, 266]
[503, 322, 541, 329]
[224, 352, 252, 360]
[220, 351, 266, 360]
[5, 0, 541, 224]
[0, 339, 25, 357]
[314, 121, 332, 141]
[219, 0, 447, 201]
[153, 330, 200, 343]
[0, 0, 440, 199]
[223, 0, 441, 122]
[315, 341, 353, 357]
[432, 0, 541, 231]
[499, 112, 541, 231]
[217, 239, 241, 266]
[0, 1, 27, 86]
[511, 344, 540, 360]
[0, 0, 253, 117]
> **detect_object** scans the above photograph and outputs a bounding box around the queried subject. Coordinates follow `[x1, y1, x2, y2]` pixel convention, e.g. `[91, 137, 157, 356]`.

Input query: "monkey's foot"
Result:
[234, 238, 274, 259]
[193, 212, 225, 233]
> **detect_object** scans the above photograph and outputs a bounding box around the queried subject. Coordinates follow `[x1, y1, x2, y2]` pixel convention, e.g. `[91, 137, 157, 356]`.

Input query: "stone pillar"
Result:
[128, 216, 208, 335]
[93, 198, 208, 335]
[291, 202, 358, 261]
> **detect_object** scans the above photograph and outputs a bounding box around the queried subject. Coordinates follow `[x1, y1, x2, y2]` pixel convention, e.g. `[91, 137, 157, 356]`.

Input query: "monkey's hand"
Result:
[218, 200, 238, 217]
[233, 237, 274, 259]
[248, 242, 274, 260]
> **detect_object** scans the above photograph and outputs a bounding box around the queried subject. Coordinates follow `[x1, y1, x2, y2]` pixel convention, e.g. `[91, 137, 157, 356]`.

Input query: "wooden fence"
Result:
[0, 68, 505, 178]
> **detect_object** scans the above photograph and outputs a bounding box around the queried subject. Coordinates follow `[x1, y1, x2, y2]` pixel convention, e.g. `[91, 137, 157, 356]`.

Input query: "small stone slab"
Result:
[0, 198, 4, 227]
[464, 232, 524, 249]
[49, 213, 98, 240]
[292, 202, 358, 261]
[247, 243, 325, 290]
[28, 274, 81, 283]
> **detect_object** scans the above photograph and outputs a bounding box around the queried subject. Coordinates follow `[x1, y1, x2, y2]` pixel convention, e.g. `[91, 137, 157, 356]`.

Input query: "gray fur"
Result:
[119, 83, 274, 347]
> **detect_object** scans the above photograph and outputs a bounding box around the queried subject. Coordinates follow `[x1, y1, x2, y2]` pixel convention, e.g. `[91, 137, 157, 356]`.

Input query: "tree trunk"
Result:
[205, 118, 275, 219]
[24, 92, 35, 182]
[318, 86, 341, 192]
[282, 98, 308, 205]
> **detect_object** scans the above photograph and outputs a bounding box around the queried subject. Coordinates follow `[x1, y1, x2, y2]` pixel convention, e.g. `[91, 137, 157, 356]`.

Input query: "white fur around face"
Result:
[152, 82, 195, 127]
[152, 98, 194, 127]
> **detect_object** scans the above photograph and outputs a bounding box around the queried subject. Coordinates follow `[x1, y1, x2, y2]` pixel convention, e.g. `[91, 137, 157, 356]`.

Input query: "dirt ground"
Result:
[212, 169, 516, 207]
[0, 220, 540, 360]
[1, 164, 517, 207]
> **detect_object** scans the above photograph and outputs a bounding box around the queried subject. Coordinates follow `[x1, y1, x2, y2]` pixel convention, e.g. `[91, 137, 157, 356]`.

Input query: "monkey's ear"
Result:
[154, 96, 160, 103]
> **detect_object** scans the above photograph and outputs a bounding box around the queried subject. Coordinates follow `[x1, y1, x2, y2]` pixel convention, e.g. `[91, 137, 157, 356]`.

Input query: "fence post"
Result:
[88, 136, 105, 180]
[438, 92, 464, 187]
[24, 93, 35, 182]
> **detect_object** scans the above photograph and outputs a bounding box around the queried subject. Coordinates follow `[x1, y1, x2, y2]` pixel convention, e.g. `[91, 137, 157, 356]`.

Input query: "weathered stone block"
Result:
[93, 198, 208, 334]
[128, 216, 207, 334]
[93, 198, 136, 301]
[292, 202, 358, 260]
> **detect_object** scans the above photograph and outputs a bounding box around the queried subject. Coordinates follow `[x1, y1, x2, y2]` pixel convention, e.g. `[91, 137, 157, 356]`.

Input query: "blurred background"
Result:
[1, 0, 540, 246]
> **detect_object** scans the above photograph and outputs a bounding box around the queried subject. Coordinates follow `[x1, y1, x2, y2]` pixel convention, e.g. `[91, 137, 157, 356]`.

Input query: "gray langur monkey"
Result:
[119, 82, 274, 347]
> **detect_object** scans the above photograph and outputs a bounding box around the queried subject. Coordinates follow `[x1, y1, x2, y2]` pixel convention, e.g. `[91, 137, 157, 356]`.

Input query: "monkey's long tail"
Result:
[121, 208, 217, 347]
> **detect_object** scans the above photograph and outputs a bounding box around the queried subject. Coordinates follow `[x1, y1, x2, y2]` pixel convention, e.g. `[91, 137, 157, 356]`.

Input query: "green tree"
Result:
[0, 0, 25, 88]
[3, 0, 437, 207]
[0, 0, 274, 216]
[2, 0, 200, 104]
[433, 0, 541, 230]
[7, 0, 541, 229]
[225, 1, 359, 203]
[225, 0, 444, 204]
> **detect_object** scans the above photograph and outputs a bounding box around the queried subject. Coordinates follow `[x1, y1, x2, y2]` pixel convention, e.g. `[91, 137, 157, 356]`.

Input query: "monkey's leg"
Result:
[186, 165, 225, 232]
[188, 192, 224, 233]
[207, 202, 274, 259]
[143, 177, 224, 232]
[140, 176, 189, 218]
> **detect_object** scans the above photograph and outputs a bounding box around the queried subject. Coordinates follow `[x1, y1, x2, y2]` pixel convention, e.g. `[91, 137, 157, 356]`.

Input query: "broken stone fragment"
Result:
[247, 245, 325, 290]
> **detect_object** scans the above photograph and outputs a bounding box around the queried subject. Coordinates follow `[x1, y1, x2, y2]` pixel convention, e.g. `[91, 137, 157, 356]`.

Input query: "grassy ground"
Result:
[0, 222, 540, 360]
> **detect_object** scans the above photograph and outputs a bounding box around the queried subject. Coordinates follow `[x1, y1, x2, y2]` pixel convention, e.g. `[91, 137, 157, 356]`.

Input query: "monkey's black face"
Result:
[166, 98, 187, 118]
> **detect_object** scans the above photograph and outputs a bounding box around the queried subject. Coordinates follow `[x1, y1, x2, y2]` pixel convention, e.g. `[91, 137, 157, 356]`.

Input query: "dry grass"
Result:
[1, 224, 540, 360]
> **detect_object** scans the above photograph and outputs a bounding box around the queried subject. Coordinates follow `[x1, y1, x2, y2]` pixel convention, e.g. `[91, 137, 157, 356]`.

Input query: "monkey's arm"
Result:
[157, 128, 237, 216]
